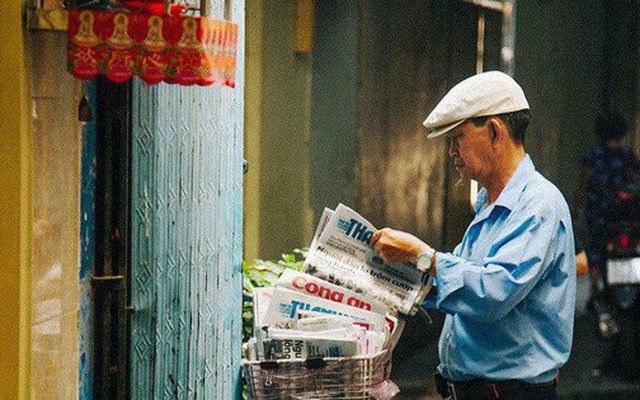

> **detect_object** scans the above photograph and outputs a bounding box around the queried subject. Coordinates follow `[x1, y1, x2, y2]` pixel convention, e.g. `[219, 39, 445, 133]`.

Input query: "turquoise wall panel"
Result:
[129, 2, 244, 398]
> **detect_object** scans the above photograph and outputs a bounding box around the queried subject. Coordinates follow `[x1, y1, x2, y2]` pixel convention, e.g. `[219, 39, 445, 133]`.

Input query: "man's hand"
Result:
[370, 228, 431, 264]
[576, 250, 589, 277]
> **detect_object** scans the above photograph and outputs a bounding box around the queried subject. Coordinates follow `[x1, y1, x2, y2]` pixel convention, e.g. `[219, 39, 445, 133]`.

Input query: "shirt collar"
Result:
[473, 154, 535, 214]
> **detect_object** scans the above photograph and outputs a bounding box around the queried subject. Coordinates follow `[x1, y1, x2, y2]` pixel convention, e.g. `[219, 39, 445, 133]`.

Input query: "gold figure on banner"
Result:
[74, 11, 100, 47]
[178, 18, 200, 49]
[143, 16, 167, 51]
[108, 14, 134, 50]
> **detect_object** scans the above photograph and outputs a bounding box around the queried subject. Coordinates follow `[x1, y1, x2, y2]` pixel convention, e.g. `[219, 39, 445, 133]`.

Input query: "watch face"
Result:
[417, 253, 432, 272]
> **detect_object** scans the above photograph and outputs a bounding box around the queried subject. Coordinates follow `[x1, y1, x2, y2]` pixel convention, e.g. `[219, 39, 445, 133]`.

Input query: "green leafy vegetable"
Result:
[242, 248, 308, 342]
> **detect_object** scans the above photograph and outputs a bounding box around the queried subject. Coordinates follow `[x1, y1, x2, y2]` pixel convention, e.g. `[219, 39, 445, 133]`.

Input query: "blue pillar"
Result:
[129, 2, 245, 398]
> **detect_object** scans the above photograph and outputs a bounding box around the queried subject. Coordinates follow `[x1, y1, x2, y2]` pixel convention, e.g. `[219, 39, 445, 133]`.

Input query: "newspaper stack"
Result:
[243, 203, 432, 362]
[244, 269, 393, 361]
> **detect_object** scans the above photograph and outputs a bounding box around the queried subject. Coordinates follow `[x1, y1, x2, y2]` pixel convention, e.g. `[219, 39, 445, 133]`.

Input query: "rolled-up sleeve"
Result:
[421, 242, 463, 310]
[435, 204, 564, 322]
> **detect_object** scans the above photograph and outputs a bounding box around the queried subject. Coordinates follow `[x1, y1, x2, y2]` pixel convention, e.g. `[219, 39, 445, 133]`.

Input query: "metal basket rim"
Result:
[240, 348, 390, 367]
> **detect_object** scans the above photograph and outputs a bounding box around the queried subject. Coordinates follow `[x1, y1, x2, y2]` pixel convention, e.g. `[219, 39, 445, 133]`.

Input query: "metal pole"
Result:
[502, 0, 516, 76]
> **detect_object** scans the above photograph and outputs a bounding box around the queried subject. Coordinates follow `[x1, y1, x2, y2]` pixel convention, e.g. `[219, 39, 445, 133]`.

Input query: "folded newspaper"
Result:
[303, 203, 432, 316]
[263, 286, 387, 332]
[277, 268, 388, 315]
[262, 337, 359, 360]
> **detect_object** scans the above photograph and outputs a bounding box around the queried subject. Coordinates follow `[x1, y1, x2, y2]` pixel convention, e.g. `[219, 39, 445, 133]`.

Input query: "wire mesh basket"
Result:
[241, 349, 398, 399]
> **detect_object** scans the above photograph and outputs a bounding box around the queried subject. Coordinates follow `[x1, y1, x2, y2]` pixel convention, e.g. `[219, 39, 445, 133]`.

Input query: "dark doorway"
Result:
[93, 77, 132, 400]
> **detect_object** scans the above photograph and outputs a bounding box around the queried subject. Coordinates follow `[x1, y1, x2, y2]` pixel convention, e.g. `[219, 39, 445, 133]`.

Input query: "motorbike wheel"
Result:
[614, 309, 640, 380]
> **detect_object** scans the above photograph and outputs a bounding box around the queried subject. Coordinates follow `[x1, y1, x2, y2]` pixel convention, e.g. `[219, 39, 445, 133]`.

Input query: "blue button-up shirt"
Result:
[428, 155, 576, 384]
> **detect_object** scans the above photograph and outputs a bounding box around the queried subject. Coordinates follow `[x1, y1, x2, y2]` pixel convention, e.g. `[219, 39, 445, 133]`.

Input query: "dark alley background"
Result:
[246, 0, 640, 398]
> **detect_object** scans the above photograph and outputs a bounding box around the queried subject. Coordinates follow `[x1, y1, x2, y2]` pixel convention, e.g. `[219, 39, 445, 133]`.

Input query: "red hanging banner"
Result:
[67, 8, 238, 88]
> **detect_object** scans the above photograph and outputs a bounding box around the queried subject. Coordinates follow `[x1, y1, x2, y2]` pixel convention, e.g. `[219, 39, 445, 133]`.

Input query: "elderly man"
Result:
[371, 71, 576, 400]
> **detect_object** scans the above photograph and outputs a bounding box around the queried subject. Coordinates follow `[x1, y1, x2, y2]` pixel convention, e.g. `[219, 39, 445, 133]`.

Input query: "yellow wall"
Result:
[243, 0, 263, 260]
[243, 0, 314, 260]
[30, 30, 83, 399]
[0, 1, 32, 399]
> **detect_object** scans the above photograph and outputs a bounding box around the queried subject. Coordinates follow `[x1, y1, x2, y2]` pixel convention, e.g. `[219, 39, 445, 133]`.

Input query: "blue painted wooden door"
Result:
[129, 2, 244, 398]
[79, 80, 97, 400]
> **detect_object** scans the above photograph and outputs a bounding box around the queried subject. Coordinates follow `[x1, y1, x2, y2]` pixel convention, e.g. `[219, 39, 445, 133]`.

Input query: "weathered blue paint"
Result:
[78, 79, 97, 400]
[129, 1, 245, 398]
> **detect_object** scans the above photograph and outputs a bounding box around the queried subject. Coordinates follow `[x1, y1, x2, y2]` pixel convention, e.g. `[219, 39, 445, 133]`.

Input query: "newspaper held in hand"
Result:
[303, 203, 432, 316]
[309, 207, 334, 250]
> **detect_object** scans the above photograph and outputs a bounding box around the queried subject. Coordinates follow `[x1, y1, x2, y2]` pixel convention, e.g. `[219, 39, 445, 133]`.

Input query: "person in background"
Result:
[573, 113, 640, 338]
[371, 71, 576, 400]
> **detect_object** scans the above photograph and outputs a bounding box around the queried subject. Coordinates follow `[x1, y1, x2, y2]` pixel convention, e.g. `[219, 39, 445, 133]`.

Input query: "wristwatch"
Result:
[416, 247, 436, 273]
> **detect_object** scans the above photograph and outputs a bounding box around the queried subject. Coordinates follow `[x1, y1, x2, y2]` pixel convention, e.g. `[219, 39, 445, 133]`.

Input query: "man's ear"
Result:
[488, 117, 507, 143]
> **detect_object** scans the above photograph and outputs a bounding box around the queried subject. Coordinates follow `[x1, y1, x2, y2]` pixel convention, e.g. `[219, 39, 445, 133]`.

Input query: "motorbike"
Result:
[604, 182, 640, 380]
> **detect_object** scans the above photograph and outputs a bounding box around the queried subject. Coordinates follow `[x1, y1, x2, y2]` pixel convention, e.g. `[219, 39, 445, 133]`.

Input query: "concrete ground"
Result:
[389, 279, 640, 399]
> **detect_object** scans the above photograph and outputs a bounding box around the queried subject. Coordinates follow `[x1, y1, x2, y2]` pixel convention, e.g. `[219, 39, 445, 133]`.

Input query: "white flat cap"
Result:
[423, 71, 529, 139]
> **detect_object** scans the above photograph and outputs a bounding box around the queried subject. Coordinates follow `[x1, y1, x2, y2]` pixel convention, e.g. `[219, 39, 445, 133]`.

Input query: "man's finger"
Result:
[373, 241, 383, 255]
[376, 248, 389, 262]
[370, 230, 382, 246]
